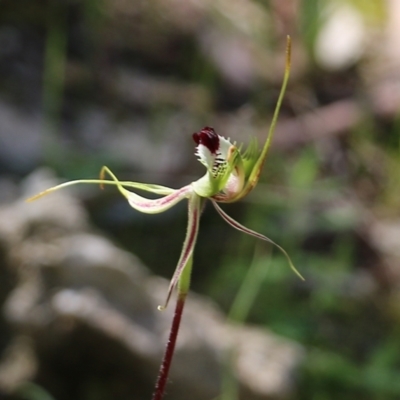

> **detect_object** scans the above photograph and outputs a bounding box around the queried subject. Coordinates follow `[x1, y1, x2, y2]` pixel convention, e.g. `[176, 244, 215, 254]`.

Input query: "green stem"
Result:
[177, 254, 193, 295]
[220, 247, 271, 400]
[228, 246, 270, 323]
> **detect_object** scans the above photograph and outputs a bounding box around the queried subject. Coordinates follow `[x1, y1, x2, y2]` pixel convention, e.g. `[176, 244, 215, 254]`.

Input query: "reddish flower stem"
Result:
[152, 294, 186, 400]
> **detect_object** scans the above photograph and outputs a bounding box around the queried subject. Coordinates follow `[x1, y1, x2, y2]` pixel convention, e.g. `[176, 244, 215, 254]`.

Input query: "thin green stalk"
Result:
[228, 246, 271, 323]
[220, 246, 271, 400]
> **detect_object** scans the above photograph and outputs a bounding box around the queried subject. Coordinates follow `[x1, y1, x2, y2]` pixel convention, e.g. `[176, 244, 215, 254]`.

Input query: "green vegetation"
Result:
[2, 0, 399, 398]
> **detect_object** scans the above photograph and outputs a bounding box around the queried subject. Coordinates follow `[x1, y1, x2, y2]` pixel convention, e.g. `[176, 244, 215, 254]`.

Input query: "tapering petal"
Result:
[158, 193, 202, 310]
[26, 166, 177, 203]
[121, 185, 192, 214]
[218, 37, 292, 204]
[100, 166, 192, 214]
[211, 200, 304, 280]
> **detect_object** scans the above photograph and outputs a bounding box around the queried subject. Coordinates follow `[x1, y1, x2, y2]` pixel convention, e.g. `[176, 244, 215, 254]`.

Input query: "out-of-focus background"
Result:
[0, 0, 400, 399]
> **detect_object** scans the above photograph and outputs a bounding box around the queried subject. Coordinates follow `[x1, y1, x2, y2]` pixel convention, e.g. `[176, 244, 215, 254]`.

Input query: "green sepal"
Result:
[241, 138, 260, 178]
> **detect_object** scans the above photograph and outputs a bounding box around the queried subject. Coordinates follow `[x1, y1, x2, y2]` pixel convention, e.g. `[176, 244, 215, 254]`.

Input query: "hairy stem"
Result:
[152, 256, 193, 400]
[152, 294, 186, 400]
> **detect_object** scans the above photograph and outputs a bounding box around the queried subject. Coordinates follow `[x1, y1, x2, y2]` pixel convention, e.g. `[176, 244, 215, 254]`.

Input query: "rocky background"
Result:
[0, 0, 400, 399]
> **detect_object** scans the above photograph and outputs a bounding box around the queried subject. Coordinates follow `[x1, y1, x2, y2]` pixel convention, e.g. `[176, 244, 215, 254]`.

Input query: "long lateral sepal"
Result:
[211, 200, 304, 280]
[158, 193, 202, 310]
[100, 166, 192, 214]
[26, 166, 177, 203]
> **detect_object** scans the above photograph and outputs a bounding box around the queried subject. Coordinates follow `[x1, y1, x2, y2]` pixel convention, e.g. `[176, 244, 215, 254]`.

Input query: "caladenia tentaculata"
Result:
[27, 36, 304, 400]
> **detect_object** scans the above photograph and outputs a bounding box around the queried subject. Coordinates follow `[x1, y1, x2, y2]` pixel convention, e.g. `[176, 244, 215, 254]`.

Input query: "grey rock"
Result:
[0, 169, 304, 400]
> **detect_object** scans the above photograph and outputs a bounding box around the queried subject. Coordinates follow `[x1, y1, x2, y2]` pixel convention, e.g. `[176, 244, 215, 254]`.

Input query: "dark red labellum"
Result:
[192, 126, 219, 155]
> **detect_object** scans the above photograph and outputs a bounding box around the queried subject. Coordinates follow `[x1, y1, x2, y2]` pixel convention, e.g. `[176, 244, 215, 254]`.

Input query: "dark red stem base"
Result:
[152, 294, 186, 400]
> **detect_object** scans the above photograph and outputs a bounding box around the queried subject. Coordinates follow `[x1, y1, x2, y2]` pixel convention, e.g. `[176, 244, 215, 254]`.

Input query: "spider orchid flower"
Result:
[27, 37, 303, 400]
[27, 37, 302, 312]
